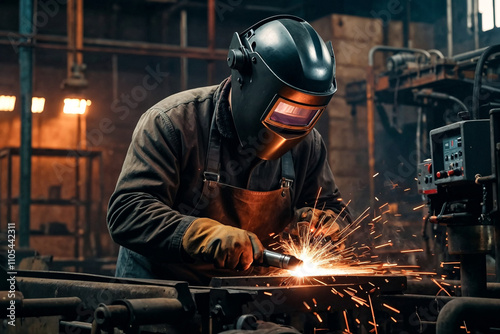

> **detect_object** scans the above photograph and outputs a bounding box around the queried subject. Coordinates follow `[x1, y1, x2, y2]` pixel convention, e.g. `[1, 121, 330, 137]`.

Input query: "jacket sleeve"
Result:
[106, 107, 194, 262]
[294, 129, 353, 225]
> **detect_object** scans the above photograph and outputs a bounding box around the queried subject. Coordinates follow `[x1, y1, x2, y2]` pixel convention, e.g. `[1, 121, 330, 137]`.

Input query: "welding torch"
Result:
[258, 249, 303, 270]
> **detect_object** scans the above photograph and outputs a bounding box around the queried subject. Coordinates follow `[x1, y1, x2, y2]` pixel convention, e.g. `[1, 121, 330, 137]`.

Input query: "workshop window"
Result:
[479, 0, 500, 31]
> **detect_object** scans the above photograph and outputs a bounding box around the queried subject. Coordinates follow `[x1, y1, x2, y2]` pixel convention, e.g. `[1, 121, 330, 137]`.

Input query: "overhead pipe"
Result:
[0, 31, 228, 60]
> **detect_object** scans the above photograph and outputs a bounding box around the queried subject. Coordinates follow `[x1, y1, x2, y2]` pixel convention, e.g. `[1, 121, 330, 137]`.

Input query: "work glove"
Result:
[182, 218, 265, 271]
[286, 207, 345, 250]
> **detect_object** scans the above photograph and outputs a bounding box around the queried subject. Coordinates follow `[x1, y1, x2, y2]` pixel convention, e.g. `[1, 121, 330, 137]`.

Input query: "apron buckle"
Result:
[203, 171, 220, 183]
[281, 177, 293, 189]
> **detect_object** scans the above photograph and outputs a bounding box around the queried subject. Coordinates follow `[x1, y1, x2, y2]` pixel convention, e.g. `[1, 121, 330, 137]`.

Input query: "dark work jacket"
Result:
[106, 78, 349, 266]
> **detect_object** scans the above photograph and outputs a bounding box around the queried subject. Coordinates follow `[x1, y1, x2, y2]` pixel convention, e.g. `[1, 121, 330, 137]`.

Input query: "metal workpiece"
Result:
[94, 298, 189, 330]
[260, 250, 303, 270]
[210, 274, 407, 292]
[0, 291, 81, 319]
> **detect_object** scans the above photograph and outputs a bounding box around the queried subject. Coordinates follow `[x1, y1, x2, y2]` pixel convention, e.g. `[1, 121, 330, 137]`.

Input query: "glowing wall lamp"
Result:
[63, 98, 91, 114]
[31, 97, 45, 113]
[0, 95, 16, 111]
[0, 96, 46, 113]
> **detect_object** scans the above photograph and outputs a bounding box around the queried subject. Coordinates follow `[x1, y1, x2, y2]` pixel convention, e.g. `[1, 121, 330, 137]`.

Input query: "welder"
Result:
[107, 15, 352, 285]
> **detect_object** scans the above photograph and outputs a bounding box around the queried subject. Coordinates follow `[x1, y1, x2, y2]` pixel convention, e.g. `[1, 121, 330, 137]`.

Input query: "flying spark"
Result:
[400, 249, 424, 253]
[413, 204, 425, 210]
[278, 205, 377, 278]
[343, 310, 350, 332]
[382, 303, 400, 313]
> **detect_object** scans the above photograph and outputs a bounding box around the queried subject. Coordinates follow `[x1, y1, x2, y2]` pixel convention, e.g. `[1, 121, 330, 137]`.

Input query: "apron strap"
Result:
[280, 150, 295, 189]
[203, 112, 221, 185]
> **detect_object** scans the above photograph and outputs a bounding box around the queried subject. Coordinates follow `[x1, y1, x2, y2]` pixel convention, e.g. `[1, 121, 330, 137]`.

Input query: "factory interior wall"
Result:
[312, 14, 434, 216]
[0, 12, 433, 264]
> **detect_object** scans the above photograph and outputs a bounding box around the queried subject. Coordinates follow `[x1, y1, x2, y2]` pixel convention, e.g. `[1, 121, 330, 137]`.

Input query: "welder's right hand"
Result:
[182, 218, 265, 271]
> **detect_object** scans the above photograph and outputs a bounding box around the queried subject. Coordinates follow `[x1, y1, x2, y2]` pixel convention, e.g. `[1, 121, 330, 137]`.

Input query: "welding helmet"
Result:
[227, 15, 337, 160]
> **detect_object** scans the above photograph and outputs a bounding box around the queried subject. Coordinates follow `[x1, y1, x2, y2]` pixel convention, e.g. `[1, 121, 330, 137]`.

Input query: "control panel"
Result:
[417, 159, 437, 194]
[440, 135, 463, 179]
[430, 120, 491, 186]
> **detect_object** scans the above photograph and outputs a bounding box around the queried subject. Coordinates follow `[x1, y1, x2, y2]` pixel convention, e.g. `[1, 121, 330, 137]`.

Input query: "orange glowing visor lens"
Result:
[265, 98, 325, 130]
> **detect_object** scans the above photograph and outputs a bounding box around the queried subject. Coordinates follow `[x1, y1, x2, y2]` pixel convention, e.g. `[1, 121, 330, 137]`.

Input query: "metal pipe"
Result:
[490, 109, 500, 281]
[96, 152, 103, 257]
[473, 0, 479, 50]
[19, 0, 33, 249]
[368, 45, 431, 67]
[83, 151, 92, 256]
[0, 31, 228, 60]
[0, 293, 82, 318]
[20, 297, 82, 318]
[414, 89, 469, 114]
[436, 297, 500, 334]
[180, 10, 188, 91]
[447, 0, 453, 57]
[460, 253, 487, 297]
[94, 298, 187, 329]
[76, 0, 83, 66]
[452, 46, 488, 61]
[67, 0, 75, 78]
[472, 44, 500, 119]
[207, 0, 216, 85]
[6, 150, 12, 228]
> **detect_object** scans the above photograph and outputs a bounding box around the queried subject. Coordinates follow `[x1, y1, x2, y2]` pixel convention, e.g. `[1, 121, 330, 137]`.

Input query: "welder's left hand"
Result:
[284, 207, 345, 249]
[297, 207, 341, 236]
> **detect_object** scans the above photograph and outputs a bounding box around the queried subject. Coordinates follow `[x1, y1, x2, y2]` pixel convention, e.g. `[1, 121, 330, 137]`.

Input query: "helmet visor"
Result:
[264, 97, 325, 130]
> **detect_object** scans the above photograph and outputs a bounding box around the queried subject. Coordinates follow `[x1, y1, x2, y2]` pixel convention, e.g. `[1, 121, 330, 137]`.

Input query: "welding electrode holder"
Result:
[259, 250, 303, 270]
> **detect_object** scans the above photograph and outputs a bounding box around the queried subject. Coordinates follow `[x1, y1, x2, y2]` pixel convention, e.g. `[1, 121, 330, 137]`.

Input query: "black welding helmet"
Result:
[227, 15, 337, 160]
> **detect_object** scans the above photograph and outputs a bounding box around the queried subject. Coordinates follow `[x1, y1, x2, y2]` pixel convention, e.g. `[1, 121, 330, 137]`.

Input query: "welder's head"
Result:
[227, 15, 337, 160]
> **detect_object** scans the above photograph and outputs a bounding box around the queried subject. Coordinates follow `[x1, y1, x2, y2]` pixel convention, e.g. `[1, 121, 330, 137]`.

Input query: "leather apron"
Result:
[116, 112, 295, 286]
